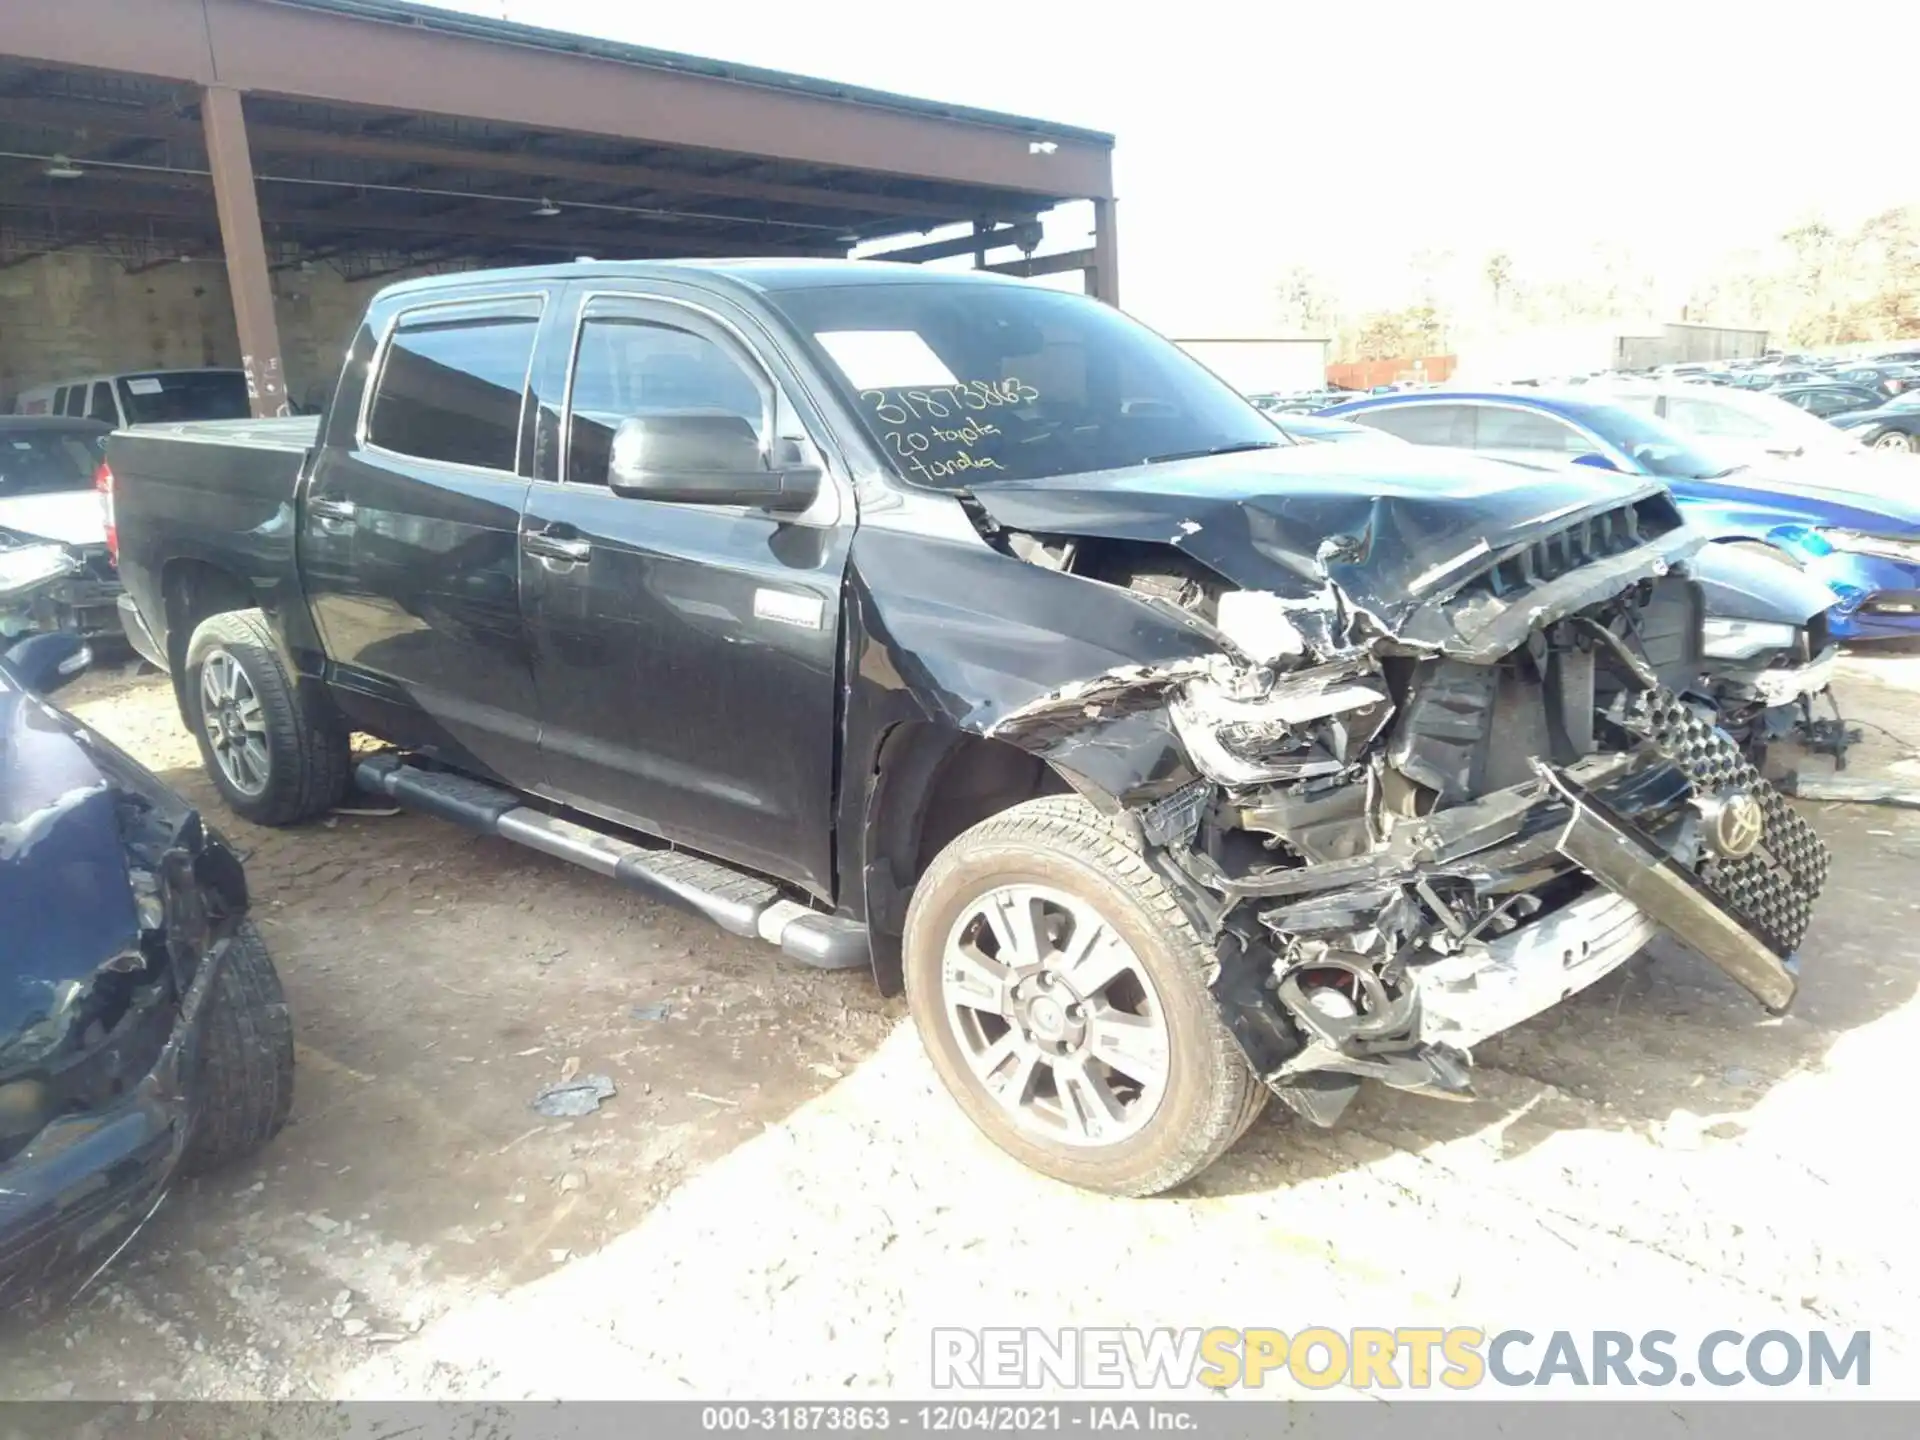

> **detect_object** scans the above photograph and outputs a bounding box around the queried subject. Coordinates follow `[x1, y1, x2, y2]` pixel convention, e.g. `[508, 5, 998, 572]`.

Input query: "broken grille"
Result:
[1469, 496, 1676, 600]
[1621, 689, 1830, 954]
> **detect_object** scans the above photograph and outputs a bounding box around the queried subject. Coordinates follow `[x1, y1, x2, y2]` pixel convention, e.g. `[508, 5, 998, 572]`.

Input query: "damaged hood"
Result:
[967, 444, 1686, 641]
[0, 673, 143, 1075]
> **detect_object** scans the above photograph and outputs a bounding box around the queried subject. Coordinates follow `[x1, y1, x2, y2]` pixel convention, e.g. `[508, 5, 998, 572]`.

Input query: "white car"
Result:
[14, 368, 251, 429]
[1582, 379, 1877, 468]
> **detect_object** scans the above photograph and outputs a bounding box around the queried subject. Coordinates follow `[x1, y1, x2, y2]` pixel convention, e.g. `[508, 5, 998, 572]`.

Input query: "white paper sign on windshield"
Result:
[816, 331, 958, 390]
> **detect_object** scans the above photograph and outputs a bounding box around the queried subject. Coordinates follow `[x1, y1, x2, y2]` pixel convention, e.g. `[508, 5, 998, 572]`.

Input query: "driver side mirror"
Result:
[608, 414, 820, 513]
[1571, 452, 1622, 472]
[4, 631, 92, 696]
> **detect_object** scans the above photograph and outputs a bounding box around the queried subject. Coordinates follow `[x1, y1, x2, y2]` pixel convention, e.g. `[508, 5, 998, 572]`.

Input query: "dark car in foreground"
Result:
[0, 632, 293, 1310]
[0, 417, 123, 643]
[1830, 392, 1920, 453]
[106, 260, 1827, 1196]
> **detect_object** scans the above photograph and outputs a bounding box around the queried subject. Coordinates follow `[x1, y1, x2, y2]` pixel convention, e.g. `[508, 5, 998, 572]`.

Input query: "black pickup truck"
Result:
[107, 260, 1830, 1195]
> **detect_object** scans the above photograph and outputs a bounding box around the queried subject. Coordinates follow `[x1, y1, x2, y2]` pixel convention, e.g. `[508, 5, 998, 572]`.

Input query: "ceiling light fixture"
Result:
[532, 198, 561, 217]
[44, 155, 84, 180]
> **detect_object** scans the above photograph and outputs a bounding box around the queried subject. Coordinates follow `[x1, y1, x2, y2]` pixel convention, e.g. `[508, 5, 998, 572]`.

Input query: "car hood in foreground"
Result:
[0, 674, 189, 1077]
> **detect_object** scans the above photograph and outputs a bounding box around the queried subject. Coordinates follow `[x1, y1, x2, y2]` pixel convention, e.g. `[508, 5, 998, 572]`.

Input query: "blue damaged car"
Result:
[0, 631, 293, 1312]
[1323, 389, 1920, 640]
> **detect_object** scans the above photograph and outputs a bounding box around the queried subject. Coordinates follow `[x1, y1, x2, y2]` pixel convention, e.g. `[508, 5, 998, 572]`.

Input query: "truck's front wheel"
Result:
[184, 609, 349, 826]
[903, 796, 1266, 1196]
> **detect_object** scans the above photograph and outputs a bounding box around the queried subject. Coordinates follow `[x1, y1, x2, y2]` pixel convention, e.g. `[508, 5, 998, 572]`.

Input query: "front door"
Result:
[519, 289, 851, 895]
[301, 289, 550, 784]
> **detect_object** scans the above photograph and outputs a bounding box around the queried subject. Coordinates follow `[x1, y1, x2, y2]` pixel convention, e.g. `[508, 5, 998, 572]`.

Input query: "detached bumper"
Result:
[1548, 773, 1799, 1011]
[1417, 887, 1658, 1050]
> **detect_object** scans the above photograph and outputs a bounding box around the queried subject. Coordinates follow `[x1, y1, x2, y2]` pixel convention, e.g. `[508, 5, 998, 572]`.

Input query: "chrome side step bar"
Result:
[355, 755, 868, 971]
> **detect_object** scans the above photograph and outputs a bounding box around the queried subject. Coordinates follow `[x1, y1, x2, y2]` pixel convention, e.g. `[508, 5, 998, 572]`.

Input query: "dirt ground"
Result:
[5, 650, 1920, 1399]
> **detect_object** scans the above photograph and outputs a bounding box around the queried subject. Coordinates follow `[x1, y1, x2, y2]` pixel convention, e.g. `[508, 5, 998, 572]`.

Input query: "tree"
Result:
[1485, 252, 1513, 311]
[1274, 265, 1337, 337]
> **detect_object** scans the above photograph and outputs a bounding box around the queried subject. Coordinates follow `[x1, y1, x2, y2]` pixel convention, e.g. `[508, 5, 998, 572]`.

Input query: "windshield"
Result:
[766, 281, 1287, 488]
[1578, 403, 1748, 480]
[0, 429, 103, 497]
[116, 370, 251, 425]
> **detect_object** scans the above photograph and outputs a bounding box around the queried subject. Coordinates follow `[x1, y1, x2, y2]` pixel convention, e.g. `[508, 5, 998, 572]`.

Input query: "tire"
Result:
[182, 921, 295, 1174]
[1872, 429, 1915, 453]
[903, 796, 1266, 1196]
[184, 608, 349, 826]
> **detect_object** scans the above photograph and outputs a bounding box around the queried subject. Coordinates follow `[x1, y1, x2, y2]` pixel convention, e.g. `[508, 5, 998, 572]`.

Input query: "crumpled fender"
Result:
[840, 521, 1232, 808]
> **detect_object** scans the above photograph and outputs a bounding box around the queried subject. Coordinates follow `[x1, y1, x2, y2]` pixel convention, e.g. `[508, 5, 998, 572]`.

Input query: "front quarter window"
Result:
[768, 281, 1282, 489]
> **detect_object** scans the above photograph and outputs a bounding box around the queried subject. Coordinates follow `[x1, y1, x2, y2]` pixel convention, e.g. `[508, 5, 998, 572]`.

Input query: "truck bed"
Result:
[107, 415, 321, 669]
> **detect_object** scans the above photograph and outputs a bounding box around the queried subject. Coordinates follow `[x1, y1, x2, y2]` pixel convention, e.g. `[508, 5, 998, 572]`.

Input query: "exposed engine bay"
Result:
[975, 486, 1832, 1128]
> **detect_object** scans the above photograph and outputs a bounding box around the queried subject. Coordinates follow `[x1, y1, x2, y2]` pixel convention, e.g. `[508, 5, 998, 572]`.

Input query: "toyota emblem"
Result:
[1709, 792, 1766, 859]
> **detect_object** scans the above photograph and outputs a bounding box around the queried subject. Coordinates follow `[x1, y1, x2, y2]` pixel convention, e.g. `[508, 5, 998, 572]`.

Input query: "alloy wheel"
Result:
[199, 649, 270, 797]
[938, 882, 1170, 1147]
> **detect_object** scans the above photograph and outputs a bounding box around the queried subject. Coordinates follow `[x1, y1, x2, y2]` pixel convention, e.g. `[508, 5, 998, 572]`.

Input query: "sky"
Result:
[422, 0, 1914, 335]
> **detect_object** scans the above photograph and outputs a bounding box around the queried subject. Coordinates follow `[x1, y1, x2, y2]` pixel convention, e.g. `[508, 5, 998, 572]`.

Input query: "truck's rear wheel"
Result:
[184, 609, 348, 826]
[903, 796, 1265, 1196]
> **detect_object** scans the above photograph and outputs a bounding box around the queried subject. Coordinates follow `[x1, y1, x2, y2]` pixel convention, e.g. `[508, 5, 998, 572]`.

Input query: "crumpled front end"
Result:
[0, 712, 249, 1306]
[0, 532, 122, 643]
[979, 490, 1832, 1127]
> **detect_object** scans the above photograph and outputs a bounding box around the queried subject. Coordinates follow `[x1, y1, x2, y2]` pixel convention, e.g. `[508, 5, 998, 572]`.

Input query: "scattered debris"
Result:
[1783, 773, 1920, 808]
[557, 1055, 582, 1086]
[339, 1318, 369, 1338]
[303, 1213, 339, 1235]
[557, 1171, 587, 1194]
[532, 1074, 616, 1117]
[630, 1001, 672, 1022]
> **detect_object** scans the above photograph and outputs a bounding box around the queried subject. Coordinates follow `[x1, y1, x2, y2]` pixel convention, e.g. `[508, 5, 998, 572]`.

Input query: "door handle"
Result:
[523, 528, 592, 563]
[309, 497, 357, 526]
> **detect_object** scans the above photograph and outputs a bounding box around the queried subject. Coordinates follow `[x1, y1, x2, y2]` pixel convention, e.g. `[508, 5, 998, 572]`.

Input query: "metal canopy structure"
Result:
[1, 0, 1118, 413]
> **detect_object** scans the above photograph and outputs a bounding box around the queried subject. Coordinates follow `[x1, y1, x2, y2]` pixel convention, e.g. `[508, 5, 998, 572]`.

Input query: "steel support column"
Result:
[1089, 198, 1120, 306]
[200, 84, 286, 417]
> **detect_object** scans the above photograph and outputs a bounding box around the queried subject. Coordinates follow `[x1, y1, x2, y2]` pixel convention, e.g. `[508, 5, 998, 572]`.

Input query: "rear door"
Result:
[301, 287, 553, 785]
[518, 283, 852, 894]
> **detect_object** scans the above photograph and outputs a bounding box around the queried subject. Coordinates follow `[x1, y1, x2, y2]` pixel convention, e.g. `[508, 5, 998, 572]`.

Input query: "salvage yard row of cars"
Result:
[5, 258, 1907, 1308]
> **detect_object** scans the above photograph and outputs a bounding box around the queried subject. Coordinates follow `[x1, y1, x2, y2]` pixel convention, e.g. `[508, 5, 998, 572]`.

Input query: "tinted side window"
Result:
[1351, 404, 1472, 446]
[367, 306, 541, 471]
[566, 315, 765, 486]
[51, 387, 69, 416]
[88, 381, 117, 425]
[1472, 407, 1593, 453]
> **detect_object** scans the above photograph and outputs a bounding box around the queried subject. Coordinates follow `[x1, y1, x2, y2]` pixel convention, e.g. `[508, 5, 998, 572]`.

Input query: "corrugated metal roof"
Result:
[267, 0, 1115, 145]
